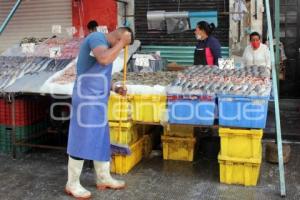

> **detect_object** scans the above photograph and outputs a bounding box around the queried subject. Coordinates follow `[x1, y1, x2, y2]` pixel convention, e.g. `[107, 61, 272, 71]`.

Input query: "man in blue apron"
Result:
[65, 27, 133, 199]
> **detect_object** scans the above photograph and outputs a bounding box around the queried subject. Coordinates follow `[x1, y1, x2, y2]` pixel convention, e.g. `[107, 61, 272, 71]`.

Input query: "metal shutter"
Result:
[135, 0, 229, 46]
[0, 0, 72, 53]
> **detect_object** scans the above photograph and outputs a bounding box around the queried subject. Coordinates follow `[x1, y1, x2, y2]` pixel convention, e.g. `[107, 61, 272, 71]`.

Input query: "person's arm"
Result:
[92, 41, 125, 66]
[210, 39, 221, 65]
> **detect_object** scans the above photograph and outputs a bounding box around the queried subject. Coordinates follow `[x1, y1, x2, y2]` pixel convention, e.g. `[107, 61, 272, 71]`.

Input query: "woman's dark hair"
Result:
[87, 20, 98, 32]
[196, 21, 215, 35]
[249, 32, 261, 40]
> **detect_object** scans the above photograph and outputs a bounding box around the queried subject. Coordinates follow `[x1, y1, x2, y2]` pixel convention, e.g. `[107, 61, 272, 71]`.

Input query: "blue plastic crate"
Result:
[218, 95, 269, 129]
[167, 95, 216, 125]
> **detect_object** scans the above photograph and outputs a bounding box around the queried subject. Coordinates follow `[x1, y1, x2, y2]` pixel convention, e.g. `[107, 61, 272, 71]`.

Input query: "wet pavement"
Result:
[0, 143, 299, 200]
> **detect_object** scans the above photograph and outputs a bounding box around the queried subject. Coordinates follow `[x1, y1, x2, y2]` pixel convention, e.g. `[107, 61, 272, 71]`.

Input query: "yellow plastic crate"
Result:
[161, 136, 196, 161]
[111, 137, 144, 174]
[218, 154, 262, 186]
[108, 94, 132, 121]
[132, 95, 167, 122]
[164, 124, 194, 138]
[219, 128, 263, 159]
[109, 122, 139, 145]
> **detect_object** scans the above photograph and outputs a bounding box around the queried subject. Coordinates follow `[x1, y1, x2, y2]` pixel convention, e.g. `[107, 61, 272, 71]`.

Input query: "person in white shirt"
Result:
[242, 32, 271, 69]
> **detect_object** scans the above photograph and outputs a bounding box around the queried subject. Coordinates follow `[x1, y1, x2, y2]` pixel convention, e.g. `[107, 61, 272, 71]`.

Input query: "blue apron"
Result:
[67, 62, 112, 161]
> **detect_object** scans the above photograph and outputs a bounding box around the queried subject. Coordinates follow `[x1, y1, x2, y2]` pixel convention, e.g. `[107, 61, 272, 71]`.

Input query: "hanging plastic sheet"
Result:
[189, 11, 218, 29]
[165, 12, 189, 34]
[147, 11, 166, 30]
[232, 0, 248, 22]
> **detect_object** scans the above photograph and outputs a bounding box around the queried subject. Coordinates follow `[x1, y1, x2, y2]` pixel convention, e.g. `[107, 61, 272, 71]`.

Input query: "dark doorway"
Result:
[268, 0, 300, 98]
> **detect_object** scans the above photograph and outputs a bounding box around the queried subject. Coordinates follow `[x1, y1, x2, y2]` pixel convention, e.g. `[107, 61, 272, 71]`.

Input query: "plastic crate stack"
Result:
[161, 94, 217, 162]
[217, 94, 269, 186]
[218, 128, 263, 186]
[0, 97, 49, 154]
[162, 124, 196, 161]
[108, 94, 144, 174]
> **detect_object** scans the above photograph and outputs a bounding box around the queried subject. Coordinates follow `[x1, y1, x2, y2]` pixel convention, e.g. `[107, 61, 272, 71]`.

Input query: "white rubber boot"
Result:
[65, 157, 91, 199]
[94, 161, 126, 190]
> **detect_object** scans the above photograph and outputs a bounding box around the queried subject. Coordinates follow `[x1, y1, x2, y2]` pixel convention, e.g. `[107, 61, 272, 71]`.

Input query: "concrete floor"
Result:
[0, 143, 299, 200]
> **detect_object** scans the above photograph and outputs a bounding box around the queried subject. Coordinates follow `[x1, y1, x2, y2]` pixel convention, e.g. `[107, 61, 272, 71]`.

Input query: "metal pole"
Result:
[265, 0, 286, 197]
[275, 0, 280, 91]
[0, 0, 22, 35]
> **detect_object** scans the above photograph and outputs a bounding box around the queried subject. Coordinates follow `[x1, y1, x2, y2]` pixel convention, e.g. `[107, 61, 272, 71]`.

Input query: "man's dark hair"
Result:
[118, 27, 134, 45]
[197, 21, 216, 35]
[249, 32, 261, 40]
[87, 20, 98, 32]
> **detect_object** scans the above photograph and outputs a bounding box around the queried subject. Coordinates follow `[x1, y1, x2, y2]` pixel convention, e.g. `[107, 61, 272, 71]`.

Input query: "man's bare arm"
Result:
[92, 40, 125, 66]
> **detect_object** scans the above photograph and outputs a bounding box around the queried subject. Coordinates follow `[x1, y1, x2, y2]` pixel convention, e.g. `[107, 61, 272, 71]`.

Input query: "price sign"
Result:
[49, 47, 61, 58]
[96, 26, 108, 33]
[218, 58, 235, 70]
[21, 43, 35, 54]
[52, 25, 62, 34]
[66, 26, 77, 36]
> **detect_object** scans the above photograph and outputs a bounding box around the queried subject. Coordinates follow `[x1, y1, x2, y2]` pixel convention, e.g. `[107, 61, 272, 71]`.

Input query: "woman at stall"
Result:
[194, 21, 221, 65]
[242, 32, 271, 69]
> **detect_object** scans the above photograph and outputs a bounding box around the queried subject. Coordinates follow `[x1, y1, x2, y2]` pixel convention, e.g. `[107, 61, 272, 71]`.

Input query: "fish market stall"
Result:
[1, 40, 273, 183]
[104, 63, 272, 182]
[38, 40, 141, 95]
[0, 37, 140, 158]
[166, 65, 271, 127]
[102, 63, 273, 185]
[0, 34, 272, 184]
[0, 36, 82, 157]
[0, 37, 82, 92]
[104, 64, 271, 125]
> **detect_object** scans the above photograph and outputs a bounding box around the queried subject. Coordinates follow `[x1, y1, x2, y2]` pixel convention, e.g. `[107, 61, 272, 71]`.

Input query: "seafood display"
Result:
[20, 37, 48, 45]
[51, 69, 178, 86]
[0, 56, 26, 90]
[0, 56, 73, 90]
[0, 37, 82, 91]
[112, 71, 178, 86]
[169, 65, 272, 97]
[33, 38, 82, 59]
[1, 35, 272, 99]
[52, 62, 77, 84]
